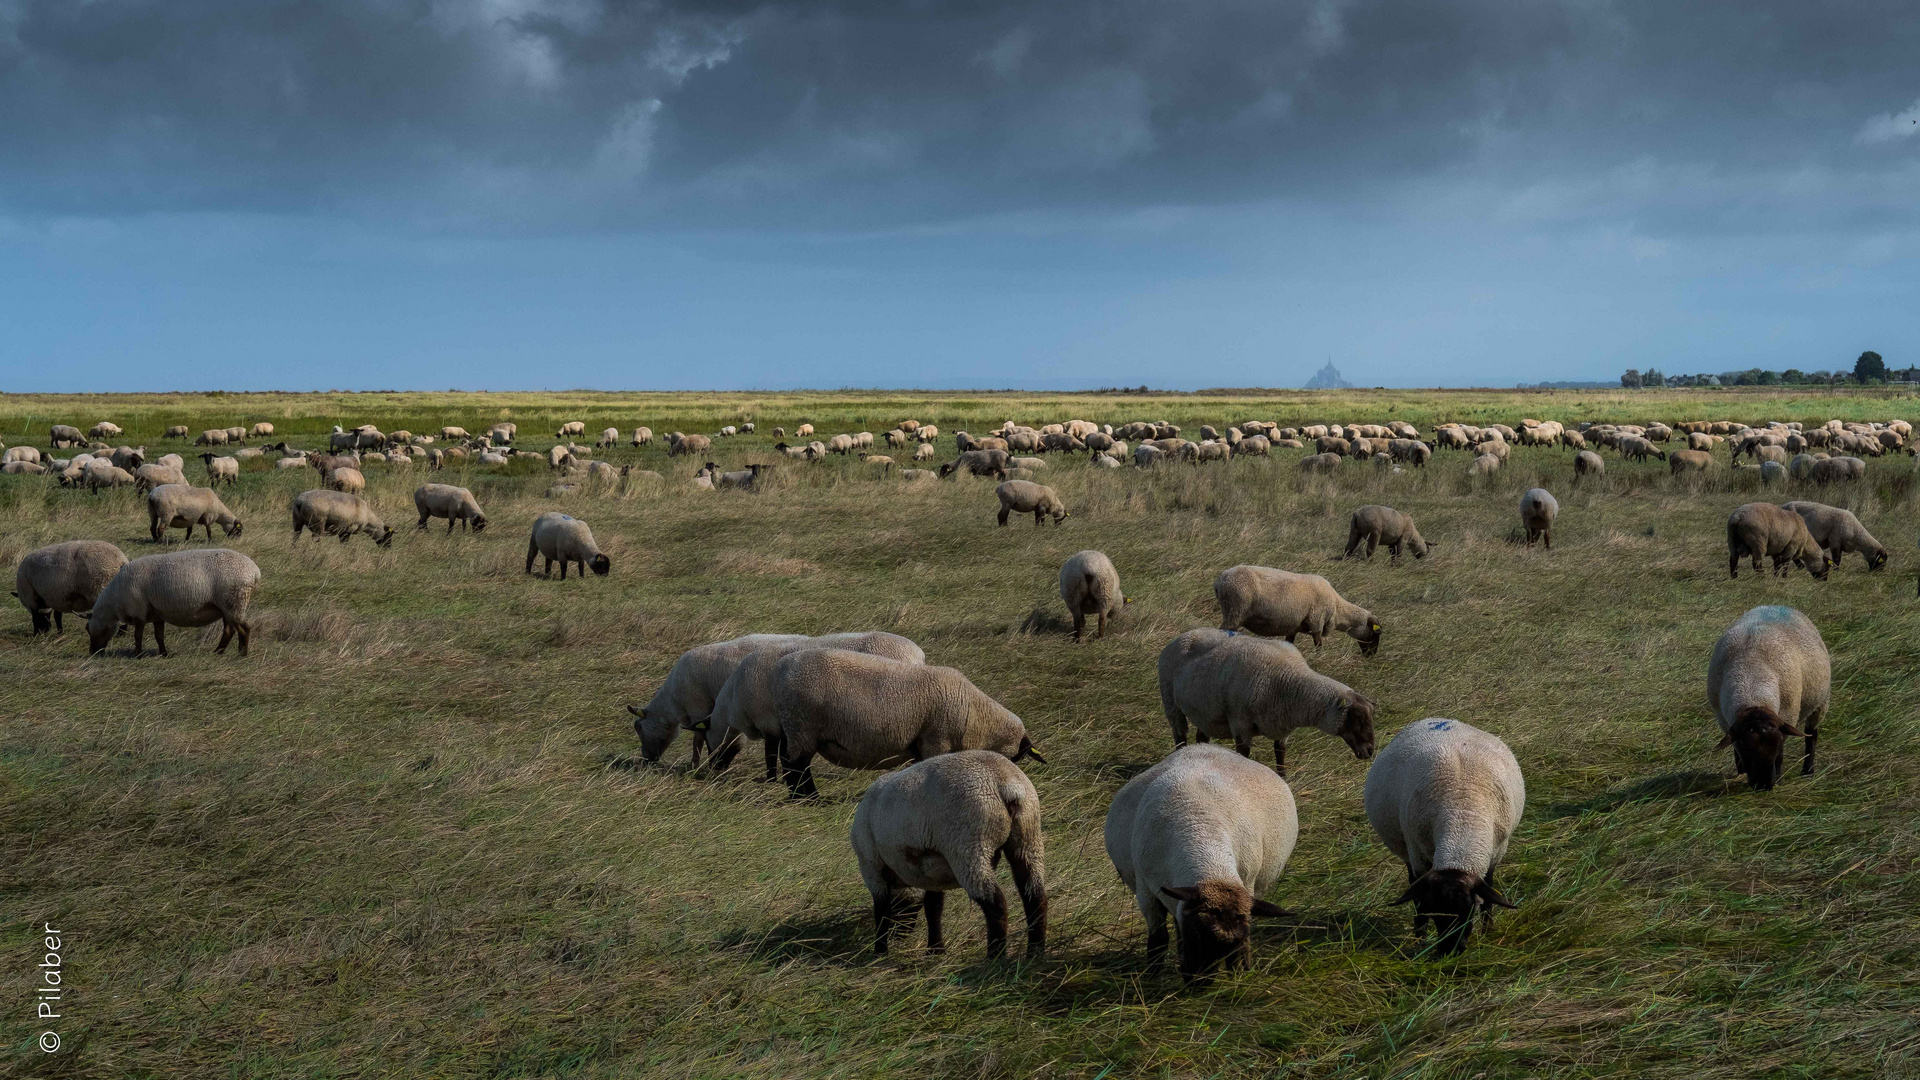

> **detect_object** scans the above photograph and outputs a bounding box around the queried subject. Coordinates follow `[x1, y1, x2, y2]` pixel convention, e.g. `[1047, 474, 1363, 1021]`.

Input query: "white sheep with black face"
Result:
[1707, 605, 1830, 791]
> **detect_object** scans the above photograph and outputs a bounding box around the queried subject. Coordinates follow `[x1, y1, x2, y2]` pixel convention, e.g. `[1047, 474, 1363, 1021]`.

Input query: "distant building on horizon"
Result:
[1304, 362, 1354, 390]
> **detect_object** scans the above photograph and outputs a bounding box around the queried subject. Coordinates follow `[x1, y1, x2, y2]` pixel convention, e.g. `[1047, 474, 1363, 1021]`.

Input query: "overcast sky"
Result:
[3, 0, 1917, 391]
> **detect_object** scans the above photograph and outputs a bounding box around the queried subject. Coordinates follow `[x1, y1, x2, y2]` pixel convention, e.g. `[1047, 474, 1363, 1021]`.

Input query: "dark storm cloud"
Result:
[2, 0, 1917, 230]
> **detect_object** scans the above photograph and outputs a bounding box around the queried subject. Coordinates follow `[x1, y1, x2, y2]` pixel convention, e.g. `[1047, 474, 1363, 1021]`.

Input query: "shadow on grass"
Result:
[718, 910, 872, 967]
[1548, 769, 1736, 818]
[1018, 607, 1074, 636]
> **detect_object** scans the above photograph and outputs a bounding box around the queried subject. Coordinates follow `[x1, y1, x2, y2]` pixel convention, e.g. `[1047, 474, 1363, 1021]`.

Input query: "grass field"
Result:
[3, 389, 1918, 1079]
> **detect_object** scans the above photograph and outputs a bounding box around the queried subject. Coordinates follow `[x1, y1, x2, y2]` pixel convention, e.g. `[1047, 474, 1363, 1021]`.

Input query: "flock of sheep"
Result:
[5, 407, 1904, 971]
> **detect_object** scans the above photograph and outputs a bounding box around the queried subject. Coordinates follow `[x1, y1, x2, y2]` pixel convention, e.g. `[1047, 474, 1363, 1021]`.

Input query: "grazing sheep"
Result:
[940, 449, 1012, 480]
[1133, 444, 1167, 467]
[1519, 488, 1558, 549]
[596, 427, 621, 448]
[190, 429, 229, 447]
[1344, 505, 1433, 563]
[146, 484, 243, 542]
[1708, 605, 1830, 789]
[291, 489, 396, 546]
[912, 442, 936, 461]
[50, 425, 85, 448]
[2, 461, 47, 475]
[326, 467, 366, 494]
[200, 453, 240, 486]
[1759, 459, 1787, 486]
[851, 751, 1048, 960]
[1469, 453, 1501, 476]
[1573, 450, 1605, 480]
[1158, 629, 1375, 775]
[705, 632, 928, 776]
[628, 633, 814, 762]
[85, 465, 137, 491]
[1619, 435, 1666, 462]
[1299, 452, 1342, 474]
[898, 468, 937, 481]
[1363, 718, 1524, 954]
[14, 540, 128, 634]
[1726, 502, 1829, 580]
[133, 462, 187, 492]
[440, 426, 470, 440]
[110, 446, 146, 470]
[250, 422, 274, 437]
[89, 421, 123, 440]
[86, 548, 260, 657]
[795, 423, 815, 437]
[5, 445, 43, 464]
[1103, 744, 1296, 977]
[547, 445, 575, 470]
[1788, 453, 1823, 481]
[630, 426, 653, 446]
[1215, 565, 1380, 656]
[771, 649, 1043, 798]
[1781, 501, 1888, 570]
[994, 480, 1068, 526]
[669, 433, 712, 458]
[1059, 550, 1126, 641]
[1669, 449, 1713, 475]
[556, 421, 587, 439]
[525, 513, 610, 579]
[1809, 456, 1866, 484]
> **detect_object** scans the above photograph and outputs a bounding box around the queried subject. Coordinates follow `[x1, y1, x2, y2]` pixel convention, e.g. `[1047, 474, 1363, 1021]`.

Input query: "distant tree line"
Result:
[1621, 352, 1912, 388]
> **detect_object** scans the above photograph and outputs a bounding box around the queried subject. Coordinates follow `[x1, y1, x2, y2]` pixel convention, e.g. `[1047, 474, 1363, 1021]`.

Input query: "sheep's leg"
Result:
[764, 736, 781, 782]
[871, 889, 899, 955]
[51, 611, 62, 634]
[1234, 733, 1253, 758]
[1273, 739, 1287, 778]
[1096, 610, 1107, 639]
[130, 621, 145, 656]
[997, 507, 1010, 526]
[1802, 729, 1819, 775]
[152, 621, 168, 657]
[236, 622, 250, 657]
[215, 622, 234, 653]
[1033, 509, 1044, 526]
[1728, 550, 1740, 579]
[1367, 535, 1379, 559]
[974, 883, 1010, 959]
[1543, 530, 1552, 551]
[1071, 611, 1085, 642]
[781, 752, 819, 799]
[1144, 903, 1169, 965]
[1007, 848, 1047, 954]
[923, 888, 946, 952]
[525, 538, 538, 573]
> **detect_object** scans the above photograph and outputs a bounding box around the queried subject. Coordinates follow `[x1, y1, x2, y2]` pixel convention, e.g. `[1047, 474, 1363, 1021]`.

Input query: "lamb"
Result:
[771, 649, 1043, 798]
[14, 540, 128, 634]
[1344, 505, 1433, 563]
[1519, 488, 1559, 549]
[850, 750, 1048, 959]
[200, 453, 240, 486]
[994, 480, 1068, 526]
[1363, 718, 1524, 954]
[1299, 452, 1342, 474]
[525, 513, 610, 578]
[86, 548, 260, 657]
[1708, 605, 1830, 789]
[1158, 629, 1375, 775]
[1781, 501, 1888, 570]
[1059, 550, 1127, 641]
[292, 489, 396, 546]
[1214, 565, 1381, 655]
[1726, 502, 1829, 579]
[1103, 744, 1296, 977]
[705, 632, 929, 777]
[326, 466, 366, 494]
[50, 424, 85, 448]
[146, 484, 243, 542]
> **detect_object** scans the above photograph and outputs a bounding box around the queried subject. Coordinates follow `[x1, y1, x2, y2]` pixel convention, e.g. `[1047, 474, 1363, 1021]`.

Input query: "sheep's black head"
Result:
[1806, 553, 1831, 581]
[376, 526, 396, 548]
[470, 515, 488, 533]
[224, 521, 244, 538]
[1865, 546, 1889, 571]
[1393, 868, 1515, 955]
[1718, 705, 1805, 791]
[1356, 619, 1382, 657]
[1336, 693, 1376, 760]
[1012, 736, 1046, 765]
[1160, 881, 1289, 978]
[589, 554, 612, 576]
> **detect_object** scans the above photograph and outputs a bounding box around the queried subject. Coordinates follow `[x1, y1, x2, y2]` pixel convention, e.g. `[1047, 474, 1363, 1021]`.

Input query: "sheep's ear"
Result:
[627, 704, 647, 719]
[1160, 886, 1202, 906]
[1778, 722, 1806, 738]
[1249, 899, 1291, 918]
[1714, 732, 1734, 750]
[1475, 881, 1518, 909]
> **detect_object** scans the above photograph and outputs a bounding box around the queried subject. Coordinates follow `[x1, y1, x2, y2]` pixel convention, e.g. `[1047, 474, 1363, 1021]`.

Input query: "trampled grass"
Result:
[3, 389, 1918, 1079]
